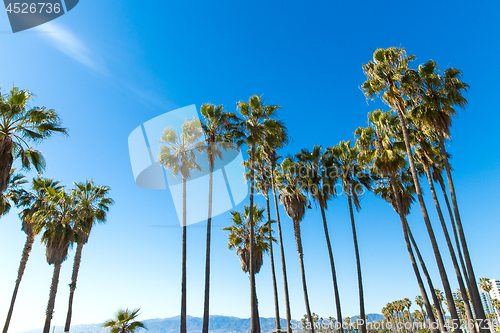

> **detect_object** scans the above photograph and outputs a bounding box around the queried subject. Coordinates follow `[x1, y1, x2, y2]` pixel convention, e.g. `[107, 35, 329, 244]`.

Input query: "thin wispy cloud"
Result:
[39, 21, 107, 75]
[36, 21, 168, 109]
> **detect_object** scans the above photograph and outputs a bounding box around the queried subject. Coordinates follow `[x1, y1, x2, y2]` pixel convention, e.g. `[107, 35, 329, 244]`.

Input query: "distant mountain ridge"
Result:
[18, 314, 384, 333]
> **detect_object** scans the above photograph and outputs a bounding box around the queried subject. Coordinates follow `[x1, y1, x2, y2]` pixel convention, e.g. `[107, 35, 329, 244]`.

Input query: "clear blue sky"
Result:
[1, 1, 500, 332]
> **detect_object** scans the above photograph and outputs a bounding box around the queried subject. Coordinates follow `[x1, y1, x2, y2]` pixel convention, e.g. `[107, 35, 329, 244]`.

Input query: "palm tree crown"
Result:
[102, 308, 147, 333]
[224, 205, 273, 274]
[0, 86, 67, 193]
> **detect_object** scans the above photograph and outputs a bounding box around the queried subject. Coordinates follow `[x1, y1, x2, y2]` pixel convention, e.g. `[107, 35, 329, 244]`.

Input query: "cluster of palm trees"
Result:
[158, 46, 488, 333]
[382, 287, 498, 333]
[479, 279, 500, 320]
[383, 296, 439, 332]
[0, 87, 114, 333]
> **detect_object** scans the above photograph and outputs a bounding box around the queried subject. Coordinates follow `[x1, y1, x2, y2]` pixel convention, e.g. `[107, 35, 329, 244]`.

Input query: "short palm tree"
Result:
[0, 86, 67, 194]
[158, 118, 203, 333]
[277, 157, 315, 333]
[479, 278, 492, 295]
[34, 187, 76, 333]
[224, 205, 273, 274]
[362, 47, 462, 332]
[102, 308, 147, 333]
[328, 140, 371, 333]
[199, 103, 238, 333]
[491, 299, 500, 321]
[296, 145, 343, 333]
[2, 177, 59, 333]
[224, 204, 273, 329]
[415, 296, 426, 323]
[64, 180, 114, 332]
[236, 94, 283, 333]
[434, 289, 446, 319]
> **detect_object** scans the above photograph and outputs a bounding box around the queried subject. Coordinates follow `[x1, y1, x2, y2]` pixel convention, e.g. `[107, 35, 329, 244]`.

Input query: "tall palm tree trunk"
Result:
[248, 146, 259, 333]
[319, 204, 343, 333]
[292, 218, 314, 333]
[202, 160, 214, 333]
[265, 193, 281, 332]
[43, 262, 62, 333]
[347, 190, 366, 333]
[252, 274, 261, 333]
[181, 177, 187, 333]
[0, 137, 13, 195]
[438, 135, 487, 332]
[407, 222, 447, 332]
[271, 175, 292, 333]
[395, 108, 462, 333]
[437, 176, 469, 288]
[388, 176, 439, 333]
[423, 163, 476, 333]
[3, 234, 34, 333]
[438, 176, 476, 323]
[64, 242, 84, 332]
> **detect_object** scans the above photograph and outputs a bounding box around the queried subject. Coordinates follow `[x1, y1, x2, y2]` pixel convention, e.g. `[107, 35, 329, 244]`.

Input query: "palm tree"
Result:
[261, 127, 292, 333]
[362, 47, 462, 333]
[344, 317, 351, 333]
[479, 278, 492, 295]
[479, 277, 493, 318]
[412, 136, 476, 333]
[64, 181, 114, 332]
[355, 109, 440, 332]
[490, 299, 500, 321]
[413, 310, 425, 327]
[247, 147, 281, 333]
[34, 187, 76, 333]
[415, 296, 427, 323]
[102, 308, 147, 333]
[2, 177, 60, 333]
[296, 145, 343, 333]
[199, 103, 238, 333]
[382, 303, 395, 327]
[434, 289, 446, 320]
[0, 86, 67, 194]
[158, 118, 203, 333]
[328, 140, 371, 333]
[236, 94, 283, 333]
[415, 60, 487, 328]
[277, 157, 315, 333]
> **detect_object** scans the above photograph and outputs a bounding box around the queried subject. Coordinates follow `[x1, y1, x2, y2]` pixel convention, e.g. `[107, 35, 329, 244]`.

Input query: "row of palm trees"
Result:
[1, 176, 113, 333]
[157, 47, 487, 333]
[383, 288, 500, 333]
[0, 87, 114, 333]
